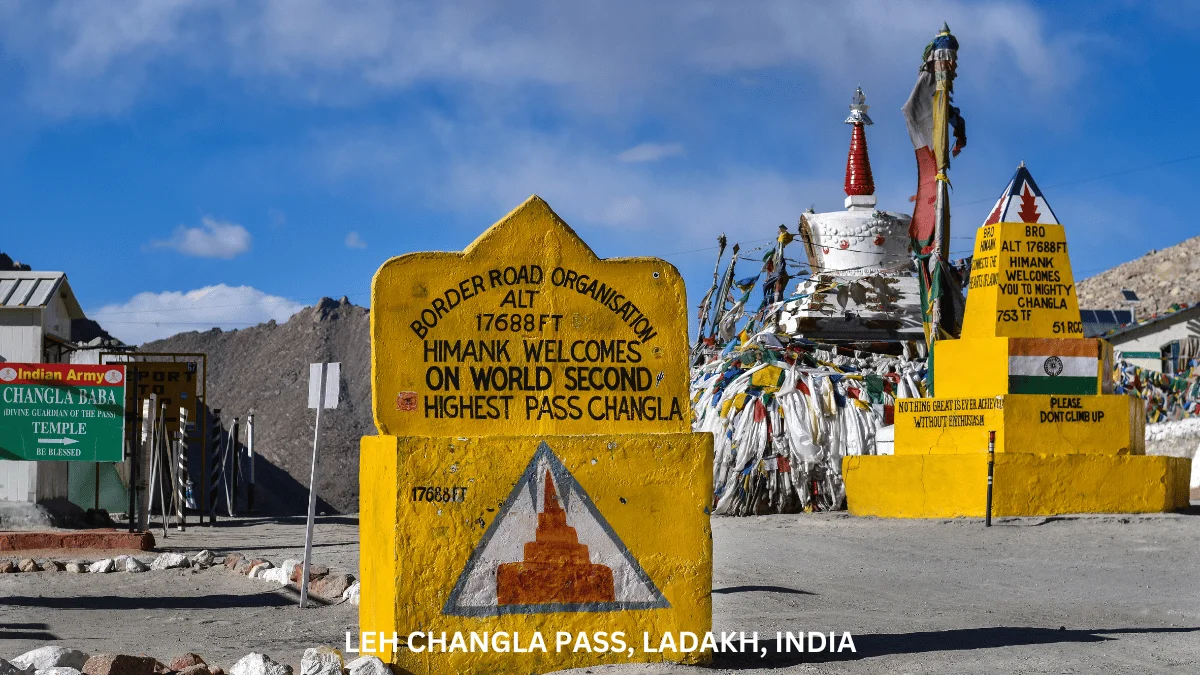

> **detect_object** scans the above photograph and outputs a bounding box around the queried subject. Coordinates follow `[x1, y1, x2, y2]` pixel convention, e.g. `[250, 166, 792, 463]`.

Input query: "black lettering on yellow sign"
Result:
[912, 414, 986, 428]
[1039, 410, 1105, 423]
[897, 397, 1004, 414]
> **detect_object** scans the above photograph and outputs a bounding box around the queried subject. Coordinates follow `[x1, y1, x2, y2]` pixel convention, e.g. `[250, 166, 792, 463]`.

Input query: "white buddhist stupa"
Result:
[777, 88, 925, 343]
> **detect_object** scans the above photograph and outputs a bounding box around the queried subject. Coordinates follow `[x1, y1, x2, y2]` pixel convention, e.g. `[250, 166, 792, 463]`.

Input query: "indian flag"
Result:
[1008, 339, 1099, 395]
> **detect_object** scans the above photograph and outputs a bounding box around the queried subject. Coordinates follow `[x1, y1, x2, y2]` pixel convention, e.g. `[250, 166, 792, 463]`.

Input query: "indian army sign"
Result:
[0, 363, 126, 462]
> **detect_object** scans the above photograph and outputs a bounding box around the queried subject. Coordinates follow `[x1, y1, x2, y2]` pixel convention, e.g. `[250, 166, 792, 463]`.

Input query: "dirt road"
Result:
[1, 511, 1197, 673]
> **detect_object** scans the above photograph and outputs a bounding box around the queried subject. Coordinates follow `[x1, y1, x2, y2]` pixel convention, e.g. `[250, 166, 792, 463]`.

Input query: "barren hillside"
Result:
[142, 297, 372, 515]
[1076, 235, 1200, 311]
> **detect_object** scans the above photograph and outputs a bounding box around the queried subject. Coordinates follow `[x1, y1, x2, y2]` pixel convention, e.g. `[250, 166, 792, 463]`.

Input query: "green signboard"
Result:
[0, 363, 126, 462]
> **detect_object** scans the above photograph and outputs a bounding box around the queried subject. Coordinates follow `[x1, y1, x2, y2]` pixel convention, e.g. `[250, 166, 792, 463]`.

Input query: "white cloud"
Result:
[91, 284, 305, 345]
[0, 0, 1079, 116]
[344, 231, 367, 248]
[618, 142, 685, 163]
[151, 217, 252, 259]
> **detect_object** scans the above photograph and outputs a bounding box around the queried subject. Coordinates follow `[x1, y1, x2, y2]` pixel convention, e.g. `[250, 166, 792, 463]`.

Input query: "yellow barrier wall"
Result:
[844, 454, 1191, 518]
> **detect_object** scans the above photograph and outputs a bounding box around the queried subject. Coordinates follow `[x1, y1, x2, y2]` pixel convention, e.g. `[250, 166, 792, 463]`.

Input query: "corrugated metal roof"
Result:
[0, 271, 65, 308]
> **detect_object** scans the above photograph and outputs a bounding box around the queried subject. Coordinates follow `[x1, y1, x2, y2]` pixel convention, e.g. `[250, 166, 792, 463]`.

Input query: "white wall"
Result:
[1110, 310, 1200, 373]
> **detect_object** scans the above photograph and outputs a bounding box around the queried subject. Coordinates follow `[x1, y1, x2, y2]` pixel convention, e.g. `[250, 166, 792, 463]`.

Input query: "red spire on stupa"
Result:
[843, 87, 876, 201]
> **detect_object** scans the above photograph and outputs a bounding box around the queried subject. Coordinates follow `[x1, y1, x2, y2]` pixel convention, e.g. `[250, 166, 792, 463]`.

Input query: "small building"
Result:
[1097, 302, 1200, 374]
[0, 270, 88, 503]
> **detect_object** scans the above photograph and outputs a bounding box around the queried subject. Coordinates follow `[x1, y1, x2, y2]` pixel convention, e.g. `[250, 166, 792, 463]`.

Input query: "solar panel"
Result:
[1079, 309, 1096, 322]
[1120, 289, 1140, 302]
[1113, 310, 1133, 324]
[1095, 310, 1117, 324]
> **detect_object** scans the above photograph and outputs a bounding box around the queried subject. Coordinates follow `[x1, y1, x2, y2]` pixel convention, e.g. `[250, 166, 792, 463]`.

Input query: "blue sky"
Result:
[0, 1, 1196, 343]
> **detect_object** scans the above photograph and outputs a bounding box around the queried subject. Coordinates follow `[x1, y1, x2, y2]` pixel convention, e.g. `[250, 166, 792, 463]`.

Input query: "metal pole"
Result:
[985, 430, 995, 527]
[246, 411, 256, 513]
[300, 365, 327, 608]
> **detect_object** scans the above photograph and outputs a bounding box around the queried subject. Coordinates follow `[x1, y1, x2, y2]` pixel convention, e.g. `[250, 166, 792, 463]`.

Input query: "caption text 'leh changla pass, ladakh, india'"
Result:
[0, 8, 1198, 675]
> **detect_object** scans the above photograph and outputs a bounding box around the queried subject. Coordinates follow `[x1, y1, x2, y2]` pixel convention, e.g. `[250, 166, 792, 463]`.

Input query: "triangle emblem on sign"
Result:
[443, 441, 670, 616]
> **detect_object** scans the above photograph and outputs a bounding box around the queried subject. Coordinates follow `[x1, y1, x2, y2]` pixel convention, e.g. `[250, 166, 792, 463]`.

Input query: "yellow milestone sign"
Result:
[370, 196, 690, 437]
[961, 221, 1082, 339]
[359, 432, 714, 674]
[843, 163, 1191, 518]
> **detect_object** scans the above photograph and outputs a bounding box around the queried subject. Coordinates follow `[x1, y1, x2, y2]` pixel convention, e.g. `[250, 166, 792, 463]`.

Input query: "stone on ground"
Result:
[13, 647, 89, 671]
[124, 557, 149, 573]
[43, 560, 66, 572]
[64, 561, 89, 573]
[230, 654, 291, 675]
[247, 561, 274, 578]
[224, 552, 245, 570]
[88, 559, 116, 574]
[341, 580, 360, 605]
[0, 559, 16, 573]
[149, 553, 190, 570]
[166, 655, 205, 672]
[192, 550, 216, 567]
[0, 660, 32, 675]
[343, 656, 386, 675]
[299, 648, 342, 675]
[260, 567, 290, 585]
[279, 559, 302, 581]
[174, 666, 209, 675]
[17, 557, 40, 572]
[80, 655, 156, 675]
[36, 668, 83, 675]
[309, 573, 354, 601]
[290, 564, 328, 583]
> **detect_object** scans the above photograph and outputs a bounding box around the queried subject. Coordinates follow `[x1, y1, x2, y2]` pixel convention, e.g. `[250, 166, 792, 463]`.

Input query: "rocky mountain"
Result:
[1076, 235, 1200, 312]
[142, 297, 372, 515]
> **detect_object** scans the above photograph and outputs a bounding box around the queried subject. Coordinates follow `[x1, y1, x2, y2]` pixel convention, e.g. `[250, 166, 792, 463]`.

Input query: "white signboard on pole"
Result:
[301, 361, 340, 608]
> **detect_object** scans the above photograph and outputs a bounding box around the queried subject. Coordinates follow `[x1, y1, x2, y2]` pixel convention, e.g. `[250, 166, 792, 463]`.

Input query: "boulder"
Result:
[309, 573, 354, 601]
[13, 647, 89, 671]
[17, 558, 40, 573]
[166, 655, 205, 672]
[232, 558, 254, 575]
[343, 656, 386, 675]
[209, 668, 224, 675]
[149, 553, 190, 571]
[65, 561, 90, 573]
[224, 552, 245, 570]
[342, 581, 360, 605]
[0, 661, 32, 675]
[299, 648, 342, 675]
[229, 654, 290, 675]
[175, 667, 208, 675]
[192, 550, 216, 567]
[80, 655, 155, 675]
[0, 560, 16, 573]
[124, 557, 149, 573]
[88, 559, 116, 574]
[43, 560, 66, 572]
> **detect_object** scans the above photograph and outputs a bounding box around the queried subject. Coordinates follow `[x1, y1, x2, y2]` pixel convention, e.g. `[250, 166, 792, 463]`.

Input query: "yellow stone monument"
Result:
[360, 196, 714, 674]
[844, 165, 1192, 517]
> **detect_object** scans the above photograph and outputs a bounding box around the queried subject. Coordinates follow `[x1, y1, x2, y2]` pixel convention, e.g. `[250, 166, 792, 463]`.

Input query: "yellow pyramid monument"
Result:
[843, 165, 1192, 517]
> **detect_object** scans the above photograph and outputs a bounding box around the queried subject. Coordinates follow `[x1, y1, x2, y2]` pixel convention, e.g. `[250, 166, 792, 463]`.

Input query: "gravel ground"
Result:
[1, 509, 1197, 674]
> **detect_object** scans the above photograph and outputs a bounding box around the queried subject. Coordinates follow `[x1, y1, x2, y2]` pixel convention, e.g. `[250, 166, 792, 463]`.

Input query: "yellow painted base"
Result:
[843, 453, 1191, 518]
[360, 432, 714, 675]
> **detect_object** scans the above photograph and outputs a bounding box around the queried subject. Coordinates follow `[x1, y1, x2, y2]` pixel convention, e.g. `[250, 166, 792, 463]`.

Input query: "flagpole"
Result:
[926, 23, 958, 395]
[694, 234, 727, 356]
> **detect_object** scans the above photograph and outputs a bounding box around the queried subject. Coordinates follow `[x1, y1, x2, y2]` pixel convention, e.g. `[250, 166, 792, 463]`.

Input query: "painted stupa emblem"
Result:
[497, 470, 615, 605]
[443, 442, 669, 616]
